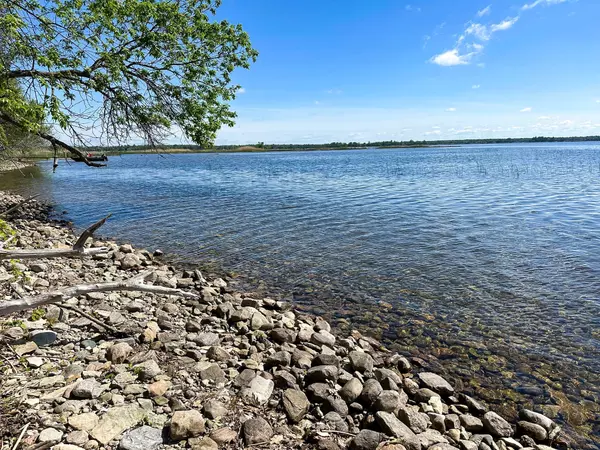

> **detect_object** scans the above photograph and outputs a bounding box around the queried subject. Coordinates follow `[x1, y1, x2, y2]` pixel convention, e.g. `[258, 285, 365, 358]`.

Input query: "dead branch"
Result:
[60, 304, 120, 333]
[0, 215, 111, 260]
[0, 270, 199, 316]
[0, 195, 40, 218]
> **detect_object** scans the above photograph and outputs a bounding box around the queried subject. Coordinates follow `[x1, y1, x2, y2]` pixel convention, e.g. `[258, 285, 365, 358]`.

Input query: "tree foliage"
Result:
[0, 0, 257, 165]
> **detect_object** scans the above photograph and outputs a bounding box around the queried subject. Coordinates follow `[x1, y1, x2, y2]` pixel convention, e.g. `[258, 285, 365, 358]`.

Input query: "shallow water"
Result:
[2, 144, 600, 442]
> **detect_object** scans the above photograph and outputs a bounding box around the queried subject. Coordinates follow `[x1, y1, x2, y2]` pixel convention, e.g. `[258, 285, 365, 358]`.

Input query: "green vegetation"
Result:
[1, 0, 257, 164]
[81, 135, 600, 154]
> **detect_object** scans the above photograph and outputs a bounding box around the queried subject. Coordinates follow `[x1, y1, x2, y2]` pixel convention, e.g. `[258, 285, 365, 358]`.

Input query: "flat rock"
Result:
[240, 375, 274, 405]
[39, 428, 64, 443]
[69, 412, 99, 431]
[305, 365, 339, 383]
[417, 372, 454, 396]
[107, 342, 133, 364]
[90, 405, 147, 445]
[120, 426, 163, 450]
[349, 429, 384, 450]
[349, 351, 374, 373]
[482, 411, 513, 437]
[283, 389, 310, 422]
[375, 411, 421, 450]
[170, 410, 205, 440]
[518, 409, 554, 432]
[30, 329, 58, 347]
[14, 341, 38, 356]
[72, 379, 104, 399]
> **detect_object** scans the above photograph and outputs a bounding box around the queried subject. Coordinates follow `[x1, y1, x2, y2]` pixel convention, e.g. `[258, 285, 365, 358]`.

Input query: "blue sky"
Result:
[210, 0, 600, 145]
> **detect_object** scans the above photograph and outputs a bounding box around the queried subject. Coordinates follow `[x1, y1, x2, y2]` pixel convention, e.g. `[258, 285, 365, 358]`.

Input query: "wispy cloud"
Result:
[314, 101, 321, 105]
[477, 5, 492, 17]
[405, 4, 421, 12]
[538, 116, 551, 119]
[472, 84, 481, 89]
[520, 107, 532, 112]
[326, 89, 343, 95]
[522, 0, 569, 11]
[431, 0, 566, 67]
[446, 107, 457, 112]
[238, 87, 246, 94]
[430, 49, 474, 66]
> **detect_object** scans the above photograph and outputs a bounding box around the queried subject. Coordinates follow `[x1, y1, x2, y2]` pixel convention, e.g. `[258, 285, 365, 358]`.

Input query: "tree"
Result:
[0, 0, 257, 166]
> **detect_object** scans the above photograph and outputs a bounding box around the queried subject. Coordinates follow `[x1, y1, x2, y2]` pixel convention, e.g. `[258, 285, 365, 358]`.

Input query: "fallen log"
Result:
[0, 215, 111, 260]
[0, 270, 199, 316]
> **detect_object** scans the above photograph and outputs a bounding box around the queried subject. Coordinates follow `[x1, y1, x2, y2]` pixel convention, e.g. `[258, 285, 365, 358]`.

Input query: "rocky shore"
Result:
[0, 191, 567, 450]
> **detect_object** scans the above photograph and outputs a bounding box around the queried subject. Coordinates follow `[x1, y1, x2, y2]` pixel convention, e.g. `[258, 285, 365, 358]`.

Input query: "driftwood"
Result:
[0, 215, 111, 260]
[0, 195, 40, 218]
[0, 270, 199, 316]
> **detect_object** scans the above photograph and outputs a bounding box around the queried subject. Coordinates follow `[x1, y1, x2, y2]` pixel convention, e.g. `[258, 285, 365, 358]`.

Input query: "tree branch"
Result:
[0, 195, 40, 218]
[0, 271, 199, 316]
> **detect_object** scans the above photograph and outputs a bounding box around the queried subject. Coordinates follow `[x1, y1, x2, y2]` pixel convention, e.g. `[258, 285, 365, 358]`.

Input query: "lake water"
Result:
[2, 144, 600, 443]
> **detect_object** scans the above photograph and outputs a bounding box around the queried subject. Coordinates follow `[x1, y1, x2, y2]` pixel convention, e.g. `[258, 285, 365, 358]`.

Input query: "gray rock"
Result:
[72, 379, 104, 399]
[106, 342, 133, 364]
[30, 330, 58, 347]
[417, 429, 448, 448]
[306, 383, 331, 403]
[340, 378, 363, 403]
[90, 405, 147, 445]
[39, 428, 64, 443]
[313, 353, 340, 367]
[375, 411, 421, 450]
[206, 346, 229, 362]
[324, 412, 349, 432]
[373, 390, 403, 413]
[482, 411, 513, 437]
[69, 413, 99, 431]
[243, 417, 273, 445]
[199, 363, 226, 384]
[120, 426, 163, 450]
[270, 328, 296, 343]
[417, 372, 454, 396]
[133, 360, 162, 380]
[203, 400, 228, 419]
[266, 351, 291, 368]
[305, 365, 339, 383]
[360, 378, 383, 407]
[518, 409, 554, 432]
[324, 395, 349, 416]
[189, 332, 219, 347]
[250, 311, 272, 330]
[282, 389, 310, 423]
[444, 414, 461, 430]
[27, 356, 44, 368]
[349, 351, 374, 373]
[517, 421, 547, 441]
[65, 431, 88, 446]
[169, 410, 205, 440]
[459, 415, 483, 432]
[240, 375, 274, 405]
[311, 330, 336, 347]
[398, 407, 431, 433]
[349, 430, 384, 450]
[459, 393, 487, 414]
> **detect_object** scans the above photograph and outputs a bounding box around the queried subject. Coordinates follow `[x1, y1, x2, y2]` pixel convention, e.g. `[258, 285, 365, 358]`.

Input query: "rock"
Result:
[340, 378, 363, 403]
[416, 429, 447, 448]
[90, 405, 147, 445]
[482, 411, 513, 437]
[203, 399, 228, 419]
[106, 343, 133, 363]
[375, 412, 421, 450]
[417, 372, 454, 396]
[306, 383, 331, 403]
[27, 356, 45, 368]
[53, 446, 85, 450]
[459, 415, 483, 432]
[349, 351, 374, 373]
[270, 328, 296, 344]
[517, 421, 547, 441]
[170, 410, 206, 440]
[72, 379, 104, 399]
[250, 311, 272, 330]
[266, 351, 291, 368]
[282, 389, 310, 422]
[210, 428, 237, 445]
[199, 363, 226, 384]
[518, 409, 554, 432]
[69, 413, 100, 431]
[39, 428, 64, 443]
[30, 329, 58, 347]
[14, 341, 38, 356]
[206, 346, 230, 361]
[190, 332, 219, 347]
[313, 353, 340, 367]
[360, 378, 383, 407]
[121, 254, 140, 269]
[374, 390, 403, 413]
[243, 417, 273, 445]
[305, 365, 339, 383]
[120, 426, 163, 450]
[397, 407, 431, 433]
[240, 375, 274, 405]
[349, 429, 384, 450]
[189, 437, 218, 450]
[311, 330, 336, 347]
[324, 412, 348, 432]
[459, 393, 487, 414]
[147, 380, 171, 397]
[66, 431, 89, 446]
[133, 360, 162, 380]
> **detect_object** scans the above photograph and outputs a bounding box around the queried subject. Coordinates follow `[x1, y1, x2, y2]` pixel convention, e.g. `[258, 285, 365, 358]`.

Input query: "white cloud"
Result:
[520, 107, 532, 112]
[491, 17, 519, 32]
[472, 84, 481, 89]
[446, 107, 457, 112]
[238, 87, 246, 94]
[477, 5, 492, 17]
[464, 23, 491, 41]
[522, 0, 568, 11]
[405, 4, 421, 12]
[326, 89, 342, 95]
[560, 119, 573, 125]
[314, 101, 321, 105]
[596, 99, 600, 103]
[425, 130, 441, 136]
[430, 49, 474, 66]
[538, 116, 551, 119]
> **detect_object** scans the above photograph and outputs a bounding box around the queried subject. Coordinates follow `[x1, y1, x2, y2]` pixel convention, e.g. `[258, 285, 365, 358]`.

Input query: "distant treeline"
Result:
[87, 135, 600, 153]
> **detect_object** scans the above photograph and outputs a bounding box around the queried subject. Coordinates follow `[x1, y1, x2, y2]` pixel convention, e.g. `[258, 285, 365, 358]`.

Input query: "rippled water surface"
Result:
[2, 144, 600, 442]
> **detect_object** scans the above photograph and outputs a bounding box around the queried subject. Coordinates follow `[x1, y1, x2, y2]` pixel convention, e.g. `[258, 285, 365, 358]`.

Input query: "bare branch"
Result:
[0, 195, 40, 218]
